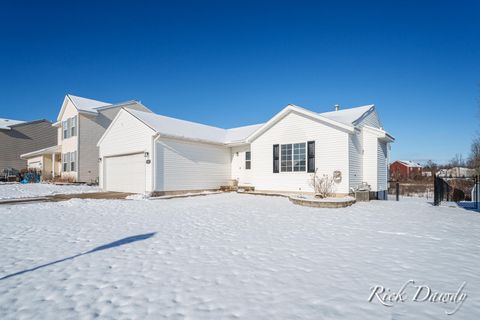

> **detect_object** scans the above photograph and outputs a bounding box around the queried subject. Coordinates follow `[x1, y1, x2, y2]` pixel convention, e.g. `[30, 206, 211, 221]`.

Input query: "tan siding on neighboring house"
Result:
[250, 111, 350, 194]
[155, 137, 231, 192]
[0, 120, 57, 171]
[59, 100, 79, 180]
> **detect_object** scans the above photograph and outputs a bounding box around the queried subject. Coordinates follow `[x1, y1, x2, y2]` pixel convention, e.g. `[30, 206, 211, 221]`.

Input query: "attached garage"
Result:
[104, 153, 146, 193]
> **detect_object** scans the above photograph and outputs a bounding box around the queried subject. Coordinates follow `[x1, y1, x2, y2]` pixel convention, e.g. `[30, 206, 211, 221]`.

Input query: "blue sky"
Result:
[0, 1, 478, 164]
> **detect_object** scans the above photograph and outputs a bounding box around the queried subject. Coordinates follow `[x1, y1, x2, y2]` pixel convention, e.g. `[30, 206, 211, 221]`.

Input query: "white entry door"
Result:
[104, 153, 146, 193]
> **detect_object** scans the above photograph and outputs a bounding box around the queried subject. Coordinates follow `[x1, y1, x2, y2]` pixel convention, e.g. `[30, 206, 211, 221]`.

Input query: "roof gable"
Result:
[246, 104, 356, 143]
[57, 94, 112, 121]
[395, 160, 422, 168]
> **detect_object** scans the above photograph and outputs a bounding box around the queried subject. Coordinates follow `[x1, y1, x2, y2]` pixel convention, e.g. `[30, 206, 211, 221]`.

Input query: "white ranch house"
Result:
[98, 104, 394, 197]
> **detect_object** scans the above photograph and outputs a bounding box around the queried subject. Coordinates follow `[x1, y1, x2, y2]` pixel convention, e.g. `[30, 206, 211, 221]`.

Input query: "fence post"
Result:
[476, 175, 479, 210]
[396, 182, 399, 201]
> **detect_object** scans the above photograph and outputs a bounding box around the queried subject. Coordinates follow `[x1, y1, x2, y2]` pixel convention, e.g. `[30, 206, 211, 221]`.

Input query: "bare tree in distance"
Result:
[448, 153, 466, 168]
[469, 137, 480, 175]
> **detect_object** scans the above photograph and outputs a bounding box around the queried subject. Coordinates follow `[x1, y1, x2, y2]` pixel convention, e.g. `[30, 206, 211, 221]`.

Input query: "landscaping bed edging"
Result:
[288, 196, 356, 208]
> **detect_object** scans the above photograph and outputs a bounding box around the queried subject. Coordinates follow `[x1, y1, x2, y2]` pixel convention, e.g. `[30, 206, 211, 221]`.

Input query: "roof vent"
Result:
[335, 104, 340, 111]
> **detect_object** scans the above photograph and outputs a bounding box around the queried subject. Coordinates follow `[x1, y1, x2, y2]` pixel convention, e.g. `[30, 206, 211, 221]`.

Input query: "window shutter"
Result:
[273, 144, 279, 173]
[307, 141, 315, 172]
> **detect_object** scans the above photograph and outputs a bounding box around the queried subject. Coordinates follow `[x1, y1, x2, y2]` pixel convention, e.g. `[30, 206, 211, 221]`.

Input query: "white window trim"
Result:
[63, 120, 69, 139]
[70, 116, 77, 137]
[245, 151, 251, 170]
[70, 151, 76, 172]
[62, 153, 69, 172]
[280, 142, 306, 173]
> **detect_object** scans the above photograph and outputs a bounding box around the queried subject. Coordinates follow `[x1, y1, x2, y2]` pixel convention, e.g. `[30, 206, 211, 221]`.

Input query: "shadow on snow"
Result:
[0, 232, 156, 281]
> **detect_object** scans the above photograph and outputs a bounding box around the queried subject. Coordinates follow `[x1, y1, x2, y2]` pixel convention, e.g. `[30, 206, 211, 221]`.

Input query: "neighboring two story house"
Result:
[0, 118, 57, 173]
[21, 94, 151, 182]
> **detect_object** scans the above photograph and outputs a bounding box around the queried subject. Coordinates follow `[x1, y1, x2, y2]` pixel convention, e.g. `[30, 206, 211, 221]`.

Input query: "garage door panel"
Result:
[105, 153, 145, 193]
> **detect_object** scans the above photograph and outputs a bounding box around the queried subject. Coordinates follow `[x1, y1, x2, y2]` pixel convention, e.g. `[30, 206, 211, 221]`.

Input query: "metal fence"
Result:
[433, 174, 479, 209]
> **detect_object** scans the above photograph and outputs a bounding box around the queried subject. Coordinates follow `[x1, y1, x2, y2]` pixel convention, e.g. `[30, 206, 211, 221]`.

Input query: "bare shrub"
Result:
[310, 169, 335, 198]
[52, 176, 76, 183]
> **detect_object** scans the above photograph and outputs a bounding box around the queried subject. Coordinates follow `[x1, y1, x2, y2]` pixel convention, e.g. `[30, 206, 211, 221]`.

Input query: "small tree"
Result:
[469, 137, 480, 175]
[310, 169, 335, 198]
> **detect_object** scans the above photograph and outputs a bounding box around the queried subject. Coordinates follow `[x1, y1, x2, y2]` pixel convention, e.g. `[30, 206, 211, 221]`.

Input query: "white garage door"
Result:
[104, 153, 146, 193]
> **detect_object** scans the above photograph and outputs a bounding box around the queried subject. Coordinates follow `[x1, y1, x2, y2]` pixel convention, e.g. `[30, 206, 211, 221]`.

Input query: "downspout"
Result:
[151, 133, 161, 193]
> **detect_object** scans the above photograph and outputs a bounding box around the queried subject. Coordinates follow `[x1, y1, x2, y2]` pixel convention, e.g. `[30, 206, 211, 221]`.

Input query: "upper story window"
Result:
[62, 120, 68, 139]
[70, 116, 77, 137]
[62, 116, 78, 139]
[245, 151, 251, 170]
[281, 143, 306, 172]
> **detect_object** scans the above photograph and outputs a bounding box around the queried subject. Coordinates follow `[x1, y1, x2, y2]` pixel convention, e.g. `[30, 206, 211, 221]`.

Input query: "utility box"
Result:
[355, 190, 370, 202]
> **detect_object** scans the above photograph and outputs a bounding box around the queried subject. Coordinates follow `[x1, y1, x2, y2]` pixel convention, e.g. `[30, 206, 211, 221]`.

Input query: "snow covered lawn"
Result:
[0, 194, 479, 319]
[0, 183, 100, 200]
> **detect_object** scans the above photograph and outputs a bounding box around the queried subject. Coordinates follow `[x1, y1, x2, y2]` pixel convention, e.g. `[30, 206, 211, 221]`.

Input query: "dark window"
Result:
[307, 141, 315, 172]
[245, 151, 251, 170]
[273, 144, 279, 173]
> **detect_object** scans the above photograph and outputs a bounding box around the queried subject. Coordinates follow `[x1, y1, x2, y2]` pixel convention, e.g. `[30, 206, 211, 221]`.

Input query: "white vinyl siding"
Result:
[230, 145, 252, 185]
[377, 141, 388, 191]
[355, 109, 381, 129]
[250, 111, 350, 194]
[155, 137, 230, 192]
[348, 132, 363, 191]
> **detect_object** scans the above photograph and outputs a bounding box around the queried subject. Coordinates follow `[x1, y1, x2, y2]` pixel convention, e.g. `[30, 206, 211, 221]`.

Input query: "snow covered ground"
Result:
[0, 183, 100, 200]
[0, 194, 479, 319]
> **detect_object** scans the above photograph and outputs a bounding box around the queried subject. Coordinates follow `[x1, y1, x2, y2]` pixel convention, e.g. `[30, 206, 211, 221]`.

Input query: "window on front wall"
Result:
[281, 144, 292, 172]
[62, 153, 69, 172]
[245, 151, 251, 170]
[70, 151, 76, 172]
[293, 143, 306, 171]
[71, 116, 77, 137]
[63, 120, 69, 139]
[281, 143, 306, 172]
